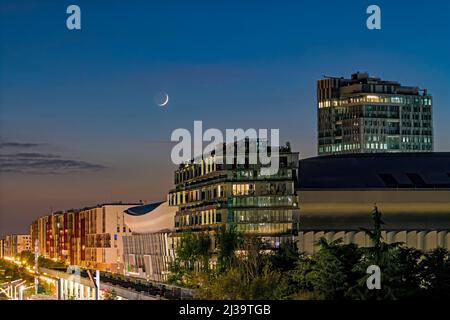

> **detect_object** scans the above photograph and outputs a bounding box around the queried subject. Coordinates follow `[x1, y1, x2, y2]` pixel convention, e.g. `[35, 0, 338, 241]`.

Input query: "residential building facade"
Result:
[168, 140, 299, 247]
[0, 238, 5, 258]
[2, 234, 31, 257]
[79, 203, 135, 273]
[30, 203, 139, 272]
[30, 215, 48, 260]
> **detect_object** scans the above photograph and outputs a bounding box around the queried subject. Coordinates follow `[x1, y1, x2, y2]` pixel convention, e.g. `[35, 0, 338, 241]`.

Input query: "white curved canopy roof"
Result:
[124, 201, 176, 234]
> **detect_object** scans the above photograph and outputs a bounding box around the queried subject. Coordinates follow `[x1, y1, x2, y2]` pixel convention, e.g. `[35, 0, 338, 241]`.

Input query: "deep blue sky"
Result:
[1, 0, 449, 234]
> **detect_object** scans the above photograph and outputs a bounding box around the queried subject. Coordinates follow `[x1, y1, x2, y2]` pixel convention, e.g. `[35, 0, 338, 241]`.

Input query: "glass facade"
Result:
[168, 141, 299, 245]
[318, 73, 433, 155]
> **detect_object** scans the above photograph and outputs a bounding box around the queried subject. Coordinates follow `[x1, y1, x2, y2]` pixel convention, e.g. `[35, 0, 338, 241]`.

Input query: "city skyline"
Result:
[1, 0, 450, 235]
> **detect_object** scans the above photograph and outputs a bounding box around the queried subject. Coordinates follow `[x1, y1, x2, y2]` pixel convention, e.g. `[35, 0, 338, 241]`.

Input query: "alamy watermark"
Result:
[366, 265, 381, 290]
[170, 121, 280, 175]
[66, 5, 81, 30]
[367, 5, 381, 30]
[65, 4, 381, 31]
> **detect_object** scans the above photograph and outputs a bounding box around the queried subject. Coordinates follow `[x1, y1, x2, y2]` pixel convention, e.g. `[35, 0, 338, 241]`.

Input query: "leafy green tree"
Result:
[348, 206, 406, 299]
[103, 288, 118, 300]
[176, 231, 212, 271]
[16, 250, 35, 266]
[15, 250, 66, 270]
[270, 240, 299, 272]
[289, 238, 361, 300]
[197, 232, 213, 272]
[390, 246, 423, 298]
[288, 254, 315, 297]
[168, 230, 212, 286]
[195, 235, 289, 300]
[176, 232, 199, 271]
[418, 248, 450, 299]
[216, 224, 242, 273]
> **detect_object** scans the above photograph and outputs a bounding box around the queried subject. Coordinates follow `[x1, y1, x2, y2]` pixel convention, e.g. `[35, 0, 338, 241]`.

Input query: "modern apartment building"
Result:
[317, 72, 433, 155]
[0, 238, 5, 258]
[30, 210, 76, 263]
[79, 203, 135, 273]
[2, 234, 32, 257]
[168, 140, 299, 247]
[30, 202, 140, 272]
[30, 215, 48, 260]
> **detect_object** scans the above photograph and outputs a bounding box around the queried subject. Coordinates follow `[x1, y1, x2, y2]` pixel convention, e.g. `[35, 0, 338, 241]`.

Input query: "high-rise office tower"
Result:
[317, 72, 433, 155]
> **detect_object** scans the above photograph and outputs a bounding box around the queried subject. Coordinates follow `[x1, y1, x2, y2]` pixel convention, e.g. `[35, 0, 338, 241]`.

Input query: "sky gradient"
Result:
[1, 0, 449, 235]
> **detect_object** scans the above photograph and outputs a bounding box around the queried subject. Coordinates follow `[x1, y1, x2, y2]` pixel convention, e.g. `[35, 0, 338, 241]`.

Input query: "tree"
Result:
[289, 238, 361, 300]
[270, 240, 299, 272]
[103, 289, 118, 300]
[347, 206, 404, 299]
[168, 230, 213, 286]
[390, 246, 423, 298]
[16, 250, 66, 269]
[418, 248, 450, 299]
[360, 206, 401, 265]
[197, 232, 213, 272]
[216, 224, 242, 273]
[195, 235, 290, 300]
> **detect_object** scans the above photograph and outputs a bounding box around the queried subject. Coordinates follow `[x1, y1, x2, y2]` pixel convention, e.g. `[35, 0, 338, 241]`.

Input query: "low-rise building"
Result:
[79, 203, 137, 273]
[30, 202, 140, 272]
[0, 238, 5, 258]
[296, 152, 450, 253]
[3, 234, 32, 258]
[30, 215, 49, 259]
[123, 201, 177, 282]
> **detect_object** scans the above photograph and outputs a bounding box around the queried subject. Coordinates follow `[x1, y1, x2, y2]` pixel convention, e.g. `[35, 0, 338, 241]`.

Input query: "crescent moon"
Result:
[158, 94, 169, 107]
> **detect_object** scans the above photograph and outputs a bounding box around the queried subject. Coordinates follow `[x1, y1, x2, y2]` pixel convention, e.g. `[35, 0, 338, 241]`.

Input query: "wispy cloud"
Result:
[0, 142, 44, 149]
[0, 152, 60, 159]
[0, 143, 106, 174]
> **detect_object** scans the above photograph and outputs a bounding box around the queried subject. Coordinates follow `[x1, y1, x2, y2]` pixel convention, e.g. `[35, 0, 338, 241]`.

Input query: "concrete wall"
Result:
[296, 189, 450, 254]
[3, 234, 31, 257]
[298, 230, 450, 254]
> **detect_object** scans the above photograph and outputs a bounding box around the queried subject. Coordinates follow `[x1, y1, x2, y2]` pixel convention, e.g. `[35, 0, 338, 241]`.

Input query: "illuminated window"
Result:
[232, 184, 254, 196]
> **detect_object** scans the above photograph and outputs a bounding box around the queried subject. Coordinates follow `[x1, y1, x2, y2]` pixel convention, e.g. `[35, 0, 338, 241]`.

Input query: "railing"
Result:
[39, 266, 193, 300]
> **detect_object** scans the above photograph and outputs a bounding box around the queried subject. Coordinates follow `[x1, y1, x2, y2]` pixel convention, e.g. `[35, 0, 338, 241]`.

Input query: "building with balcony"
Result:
[31, 210, 80, 264]
[30, 202, 140, 272]
[30, 215, 48, 260]
[0, 238, 5, 258]
[2, 234, 31, 258]
[317, 72, 433, 155]
[168, 140, 299, 247]
[76, 203, 137, 272]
